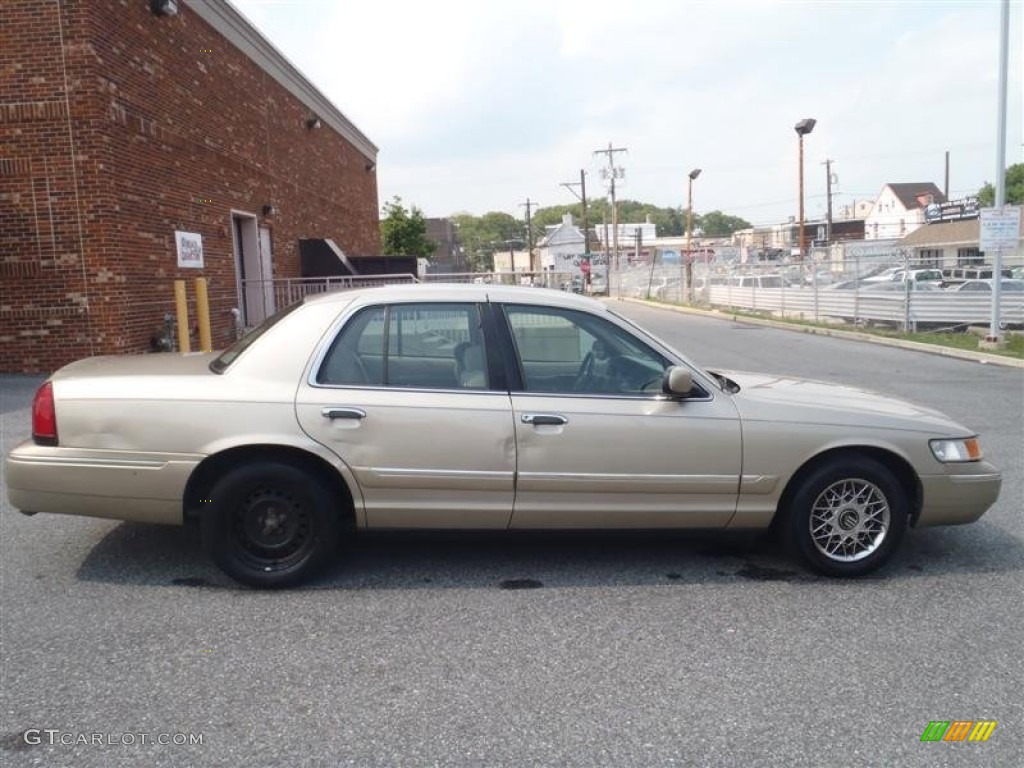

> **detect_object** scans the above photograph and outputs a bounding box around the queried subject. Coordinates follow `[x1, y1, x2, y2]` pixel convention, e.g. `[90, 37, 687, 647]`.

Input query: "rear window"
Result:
[209, 301, 303, 373]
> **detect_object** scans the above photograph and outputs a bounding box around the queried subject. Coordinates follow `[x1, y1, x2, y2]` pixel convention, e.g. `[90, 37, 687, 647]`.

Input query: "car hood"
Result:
[714, 370, 969, 435]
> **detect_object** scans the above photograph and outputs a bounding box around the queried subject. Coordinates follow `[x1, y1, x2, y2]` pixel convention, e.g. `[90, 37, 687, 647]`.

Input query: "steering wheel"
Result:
[639, 373, 664, 392]
[572, 351, 595, 391]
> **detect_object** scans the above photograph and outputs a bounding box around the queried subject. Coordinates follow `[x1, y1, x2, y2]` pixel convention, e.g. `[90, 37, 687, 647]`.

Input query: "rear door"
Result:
[296, 301, 515, 529]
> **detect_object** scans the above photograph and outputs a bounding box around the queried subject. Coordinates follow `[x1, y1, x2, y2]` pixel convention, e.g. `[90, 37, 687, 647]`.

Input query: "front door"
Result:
[296, 301, 515, 529]
[501, 303, 742, 528]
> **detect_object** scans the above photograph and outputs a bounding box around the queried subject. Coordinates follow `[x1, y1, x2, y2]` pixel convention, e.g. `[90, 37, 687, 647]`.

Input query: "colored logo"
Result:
[920, 721, 996, 742]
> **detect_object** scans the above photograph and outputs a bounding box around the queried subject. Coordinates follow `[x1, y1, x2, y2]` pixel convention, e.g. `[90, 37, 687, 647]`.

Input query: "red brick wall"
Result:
[1, 0, 380, 373]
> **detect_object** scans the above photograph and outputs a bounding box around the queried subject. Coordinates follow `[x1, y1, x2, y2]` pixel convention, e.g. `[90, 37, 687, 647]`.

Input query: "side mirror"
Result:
[662, 366, 693, 397]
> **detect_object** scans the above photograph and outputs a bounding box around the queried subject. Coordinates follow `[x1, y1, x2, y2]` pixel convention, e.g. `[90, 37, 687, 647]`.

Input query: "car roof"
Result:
[301, 282, 610, 312]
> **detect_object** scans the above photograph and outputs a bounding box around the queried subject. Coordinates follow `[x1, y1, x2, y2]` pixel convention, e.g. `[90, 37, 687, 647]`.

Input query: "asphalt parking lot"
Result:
[1, 303, 1022, 767]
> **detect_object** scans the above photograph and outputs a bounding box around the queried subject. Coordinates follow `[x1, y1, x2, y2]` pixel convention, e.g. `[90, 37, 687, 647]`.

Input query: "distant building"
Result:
[0, 0, 379, 373]
[837, 199, 875, 221]
[423, 218, 466, 273]
[536, 214, 606, 286]
[864, 183, 946, 240]
[492, 250, 533, 273]
[899, 206, 1022, 270]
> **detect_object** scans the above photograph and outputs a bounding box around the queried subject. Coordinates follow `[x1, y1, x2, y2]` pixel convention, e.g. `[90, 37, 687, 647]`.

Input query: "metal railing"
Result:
[239, 273, 418, 324]
[239, 271, 585, 326]
[420, 271, 578, 290]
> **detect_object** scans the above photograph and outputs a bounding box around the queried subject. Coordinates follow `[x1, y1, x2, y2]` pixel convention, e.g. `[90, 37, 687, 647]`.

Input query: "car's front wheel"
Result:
[201, 461, 342, 588]
[785, 456, 908, 577]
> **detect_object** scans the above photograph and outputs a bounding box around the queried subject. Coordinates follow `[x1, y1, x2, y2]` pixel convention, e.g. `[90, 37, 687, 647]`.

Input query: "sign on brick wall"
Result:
[175, 231, 204, 268]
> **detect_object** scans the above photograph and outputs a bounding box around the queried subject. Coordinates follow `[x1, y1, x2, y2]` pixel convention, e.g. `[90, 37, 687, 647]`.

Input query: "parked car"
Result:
[943, 265, 1013, 282]
[862, 266, 943, 287]
[861, 267, 903, 283]
[728, 274, 792, 288]
[826, 279, 863, 291]
[891, 268, 945, 287]
[949, 279, 1024, 293]
[860, 281, 944, 293]
[6, 285, 1001, 587]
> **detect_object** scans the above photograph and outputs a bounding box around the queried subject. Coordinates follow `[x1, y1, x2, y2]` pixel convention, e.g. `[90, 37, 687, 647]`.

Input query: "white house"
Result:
[538, 213, 608, 284]
[864, 182, 946, 240]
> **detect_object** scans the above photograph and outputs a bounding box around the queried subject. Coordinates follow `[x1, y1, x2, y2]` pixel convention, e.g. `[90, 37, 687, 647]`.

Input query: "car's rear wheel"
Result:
[785, 456, 908, 577]
[201, 461, 342, 588]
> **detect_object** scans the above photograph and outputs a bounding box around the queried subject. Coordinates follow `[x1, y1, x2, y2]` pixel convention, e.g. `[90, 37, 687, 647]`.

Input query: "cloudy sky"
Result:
[230, 0, 1022, 227]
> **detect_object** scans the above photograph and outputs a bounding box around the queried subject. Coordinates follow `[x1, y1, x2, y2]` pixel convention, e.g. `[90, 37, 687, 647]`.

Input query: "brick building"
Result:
[0, 0, 380, 373]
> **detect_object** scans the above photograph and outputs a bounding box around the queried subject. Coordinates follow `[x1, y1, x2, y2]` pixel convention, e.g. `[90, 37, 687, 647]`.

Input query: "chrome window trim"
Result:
[305, 298, 716, 402]
[506, 389, 714, 404]
[308, 382, 510, 396]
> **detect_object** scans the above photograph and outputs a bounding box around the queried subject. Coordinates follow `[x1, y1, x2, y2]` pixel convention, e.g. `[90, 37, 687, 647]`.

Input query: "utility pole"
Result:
[987, 0, 1010, 346]
[823, 159, 834, 244]
[944, 150, 950, 199]
[594, 142, 627, 294]
[520, 198, 536, 274]
[560, 169, 591, 256]
[685, 168, 701, 302]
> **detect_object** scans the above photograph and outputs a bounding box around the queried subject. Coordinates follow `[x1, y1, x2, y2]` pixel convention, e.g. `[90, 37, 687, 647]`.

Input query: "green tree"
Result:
[380, 196, 435, 258]
[978, 163, 1024, 206]
[450, 211, 523, 271]
[695, 210, 752, 237]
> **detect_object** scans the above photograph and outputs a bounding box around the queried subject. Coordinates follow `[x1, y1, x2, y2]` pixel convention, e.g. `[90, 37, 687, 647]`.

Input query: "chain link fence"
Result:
[611, 248, 1023, 332]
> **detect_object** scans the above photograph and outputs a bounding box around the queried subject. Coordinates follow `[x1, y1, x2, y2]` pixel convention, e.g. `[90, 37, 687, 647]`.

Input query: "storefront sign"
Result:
[925, 197, 979, 224]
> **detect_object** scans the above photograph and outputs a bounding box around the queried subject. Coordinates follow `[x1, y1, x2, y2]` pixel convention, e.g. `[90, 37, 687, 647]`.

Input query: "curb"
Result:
[618, 298, 1024, 369]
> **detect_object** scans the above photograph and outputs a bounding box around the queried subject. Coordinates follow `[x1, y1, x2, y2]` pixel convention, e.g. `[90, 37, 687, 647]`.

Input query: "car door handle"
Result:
[322, 407, 367, 420]
[521, 413, 568, 426]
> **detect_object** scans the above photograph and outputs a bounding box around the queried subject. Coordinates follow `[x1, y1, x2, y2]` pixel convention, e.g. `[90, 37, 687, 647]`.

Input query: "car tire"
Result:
[201, 461, 342, 588]
[785, 456, 908, 577]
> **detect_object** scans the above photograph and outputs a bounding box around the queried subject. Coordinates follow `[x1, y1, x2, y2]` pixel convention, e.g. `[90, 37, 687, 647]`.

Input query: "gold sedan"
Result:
[6, 285, 1001, 587]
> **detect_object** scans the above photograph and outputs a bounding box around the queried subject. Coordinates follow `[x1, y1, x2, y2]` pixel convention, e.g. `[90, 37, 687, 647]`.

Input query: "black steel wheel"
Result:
[201, 461, 342, 588]
[785, 455, 909, 577]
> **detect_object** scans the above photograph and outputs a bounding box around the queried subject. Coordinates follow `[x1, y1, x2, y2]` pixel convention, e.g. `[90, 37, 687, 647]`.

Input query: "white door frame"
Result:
[230, 211, 264, 326]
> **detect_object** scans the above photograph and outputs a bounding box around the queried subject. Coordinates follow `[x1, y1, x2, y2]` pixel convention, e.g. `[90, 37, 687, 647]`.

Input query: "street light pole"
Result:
[684, 168, 701, 302]
[794, 118, 816, 274]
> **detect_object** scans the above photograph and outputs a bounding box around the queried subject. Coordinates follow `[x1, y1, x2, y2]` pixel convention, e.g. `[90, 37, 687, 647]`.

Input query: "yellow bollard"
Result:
[174, 280, 191, 354]
[195, 277, 212, 352]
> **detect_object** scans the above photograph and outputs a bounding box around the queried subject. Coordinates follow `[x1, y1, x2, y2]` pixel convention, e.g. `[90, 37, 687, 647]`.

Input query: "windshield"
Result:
[209, 301, 304, 374]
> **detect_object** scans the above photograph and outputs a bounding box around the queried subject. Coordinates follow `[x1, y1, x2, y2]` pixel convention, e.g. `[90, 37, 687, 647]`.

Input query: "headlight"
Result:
[930, 437, 982, 463]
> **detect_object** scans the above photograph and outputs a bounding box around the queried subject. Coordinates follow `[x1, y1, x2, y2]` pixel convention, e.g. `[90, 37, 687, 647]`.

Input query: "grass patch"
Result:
[869, 328, 1024, 358]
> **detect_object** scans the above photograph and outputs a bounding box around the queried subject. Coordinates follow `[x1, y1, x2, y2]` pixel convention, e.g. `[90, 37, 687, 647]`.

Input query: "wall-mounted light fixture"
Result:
[262, 204, 277, 217]
[365, 162, 376, 173]
[306, 117, 322, 130]
[150, 0, 179, 16]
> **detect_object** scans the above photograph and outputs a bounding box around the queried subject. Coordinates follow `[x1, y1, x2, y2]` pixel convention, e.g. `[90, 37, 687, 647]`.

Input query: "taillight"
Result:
[32, 381, 58, 445]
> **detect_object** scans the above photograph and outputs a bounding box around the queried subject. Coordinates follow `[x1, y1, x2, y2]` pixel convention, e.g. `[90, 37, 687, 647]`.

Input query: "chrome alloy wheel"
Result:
[809, 478, 891, 563]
